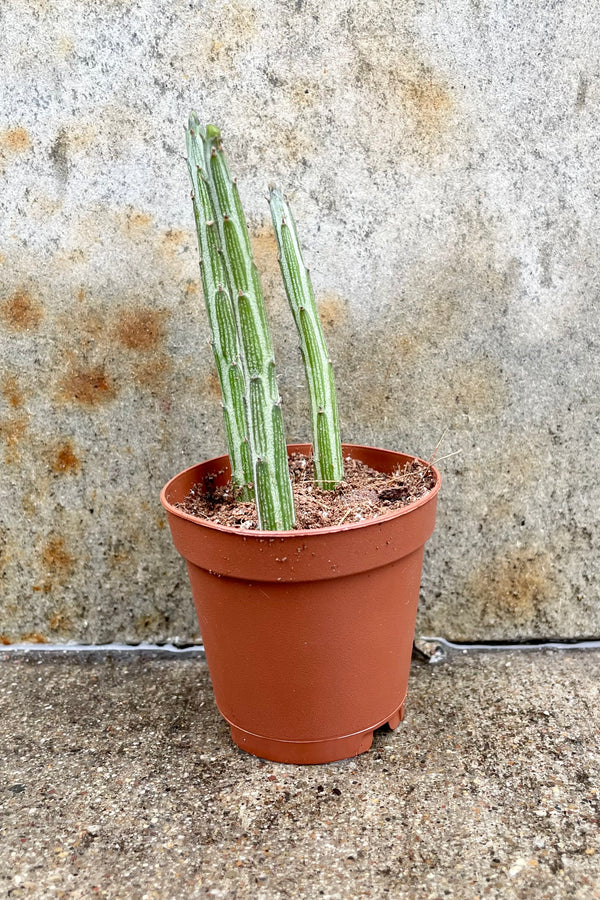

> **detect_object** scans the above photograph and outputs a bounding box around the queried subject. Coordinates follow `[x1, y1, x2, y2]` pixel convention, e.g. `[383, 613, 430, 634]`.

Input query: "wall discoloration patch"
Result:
[1, 290, 44, 331]
[56, 34, 74, 58]
[41, 536, 75, 576]
[173, 0, 258, 74]
[0, 415, 29, 465]
[184, 280, 200, 296]
[120, 209, 154, 235]
[276, 123, 318, 166]
[17, 632, 48, 644]
[289, 77, 323, 109]
[50, 295, 175, 405]
[131, 354, 173, 393]
[49, 440, 81, 475]
[49, 128, 70, 180]
[1, 375, 25, 409]
[352, 44, 460, 163]
[160, 229, 191, 260]
[438, 358, 507, 420]
[466, 548, 557, 627]
[114, 308, 167, 352]
[402, 68, 455, 141]
[317, 293, 348, 332]
[576, 74, 588, 110]
[58, 365, 117, 407]
[250, 224, 279, 273]
[136, 610, 171, 633]
[1, 126, 31, 156]
[333, 216, 520, 431]
[48, 609, 73, 633]
[34, 536, 77, 597]
[250, 223, 281, 300]
[202, 371, 223, 402]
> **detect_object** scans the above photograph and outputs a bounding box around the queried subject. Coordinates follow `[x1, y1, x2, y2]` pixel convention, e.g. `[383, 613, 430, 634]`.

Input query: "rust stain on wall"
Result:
[53, 106, 148, 168]
[51, 295, 174, 402]
[120, 208, 154, 236]
[56, 34, 74, 58]
[160, 228, 191, 259]
[439, 358, 507, 419]
[48, 609, 73, 633]
[0, 414, 29, 465]
[49, 440, 81, 475]
[1, 374, 25, 409]
[184, 280, 200, 296]
[289, 78, 323, 109]
[353, 45, 459, 162]
[336, 215, 519, 427]
[1, 289, 44, 331]
[202, 371, 222, 401]
[184, 0, 257, 72]
[34, 536, 77, 596]
[402, 68, 455, 141]
[1, 126, 31, 155]
[42, 536, 75, 574]
[130, 354, 173, 393]
[317, 292, 348, 332]
[136, 610, 171, 633]
[250, 224, 279, 269]
[249, 223, 287, 315]
[58, 364, 117, 406]
[466, 547, 557, 626]
[114, 307, 167, 351]
[250, 224, 280, 288]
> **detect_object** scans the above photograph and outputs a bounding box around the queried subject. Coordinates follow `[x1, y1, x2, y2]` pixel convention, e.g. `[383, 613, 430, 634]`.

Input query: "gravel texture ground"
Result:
[1, 649, 599, 899]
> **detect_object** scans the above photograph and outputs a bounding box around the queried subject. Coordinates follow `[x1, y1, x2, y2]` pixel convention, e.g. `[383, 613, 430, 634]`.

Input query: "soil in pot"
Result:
[177, 453, 436, 530]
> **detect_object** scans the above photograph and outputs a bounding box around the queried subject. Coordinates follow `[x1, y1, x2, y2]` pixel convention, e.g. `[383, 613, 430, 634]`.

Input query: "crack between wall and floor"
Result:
[1, 637, 600, 664]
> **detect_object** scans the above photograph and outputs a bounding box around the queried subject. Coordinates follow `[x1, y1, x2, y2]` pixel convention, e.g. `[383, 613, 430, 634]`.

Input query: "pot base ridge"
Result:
[227, 699, 407, 765]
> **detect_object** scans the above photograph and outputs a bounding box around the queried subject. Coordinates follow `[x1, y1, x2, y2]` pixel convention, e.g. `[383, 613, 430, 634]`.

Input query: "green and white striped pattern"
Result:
[186, 117, 253, 499]
[269, 188, 343, 490]
[199, 123, 296, 531]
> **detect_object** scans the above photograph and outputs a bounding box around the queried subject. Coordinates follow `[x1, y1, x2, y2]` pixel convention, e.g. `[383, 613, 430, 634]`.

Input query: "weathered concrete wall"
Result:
[1, 0, 599, 643]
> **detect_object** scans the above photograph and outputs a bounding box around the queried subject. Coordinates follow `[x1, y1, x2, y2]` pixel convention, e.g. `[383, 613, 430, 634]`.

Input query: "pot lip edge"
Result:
[160, 442, 441, 538]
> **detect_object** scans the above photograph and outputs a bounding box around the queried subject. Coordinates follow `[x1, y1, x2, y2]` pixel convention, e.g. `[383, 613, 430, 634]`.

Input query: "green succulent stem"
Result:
[200, 124, 296, 531]
[269, 188, 343, 490]
[186, 116, 254, 499]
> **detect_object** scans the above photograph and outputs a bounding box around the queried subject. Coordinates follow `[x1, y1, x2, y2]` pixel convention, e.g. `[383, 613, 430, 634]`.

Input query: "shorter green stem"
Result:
[269, 187, 343, 490]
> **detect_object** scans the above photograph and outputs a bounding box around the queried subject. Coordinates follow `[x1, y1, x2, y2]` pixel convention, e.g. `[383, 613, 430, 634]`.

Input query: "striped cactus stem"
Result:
[202, 125, 296, 531]
[186, 115, 253, 499]
[269, 187, 343, 490]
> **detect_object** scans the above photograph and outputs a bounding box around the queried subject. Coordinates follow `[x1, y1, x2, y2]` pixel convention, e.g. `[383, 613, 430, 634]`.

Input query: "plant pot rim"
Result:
[161, 442, 441, 539]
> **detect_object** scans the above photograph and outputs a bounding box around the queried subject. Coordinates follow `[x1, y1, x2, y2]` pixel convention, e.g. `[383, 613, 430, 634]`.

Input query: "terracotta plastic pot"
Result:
[161, 443, 441, 765]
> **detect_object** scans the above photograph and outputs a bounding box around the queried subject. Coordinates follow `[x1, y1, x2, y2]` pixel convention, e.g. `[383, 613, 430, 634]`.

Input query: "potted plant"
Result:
[160, 115, 441, 764]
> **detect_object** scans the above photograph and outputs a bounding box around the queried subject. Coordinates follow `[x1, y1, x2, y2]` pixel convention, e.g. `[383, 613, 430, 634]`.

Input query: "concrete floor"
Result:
[1, 649, 599, 899]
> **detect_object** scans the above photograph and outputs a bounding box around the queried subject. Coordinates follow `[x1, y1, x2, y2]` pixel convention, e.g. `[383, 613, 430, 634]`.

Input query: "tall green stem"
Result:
[202, 126, 295, 530]
[186, 116, 253, 498]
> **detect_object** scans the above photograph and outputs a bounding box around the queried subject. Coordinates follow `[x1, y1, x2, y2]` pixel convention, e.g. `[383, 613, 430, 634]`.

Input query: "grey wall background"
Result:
[1, 0, 599, 644]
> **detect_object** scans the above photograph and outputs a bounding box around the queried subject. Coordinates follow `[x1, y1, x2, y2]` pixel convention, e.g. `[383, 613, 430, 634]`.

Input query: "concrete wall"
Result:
[1, 0, 599, 644]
